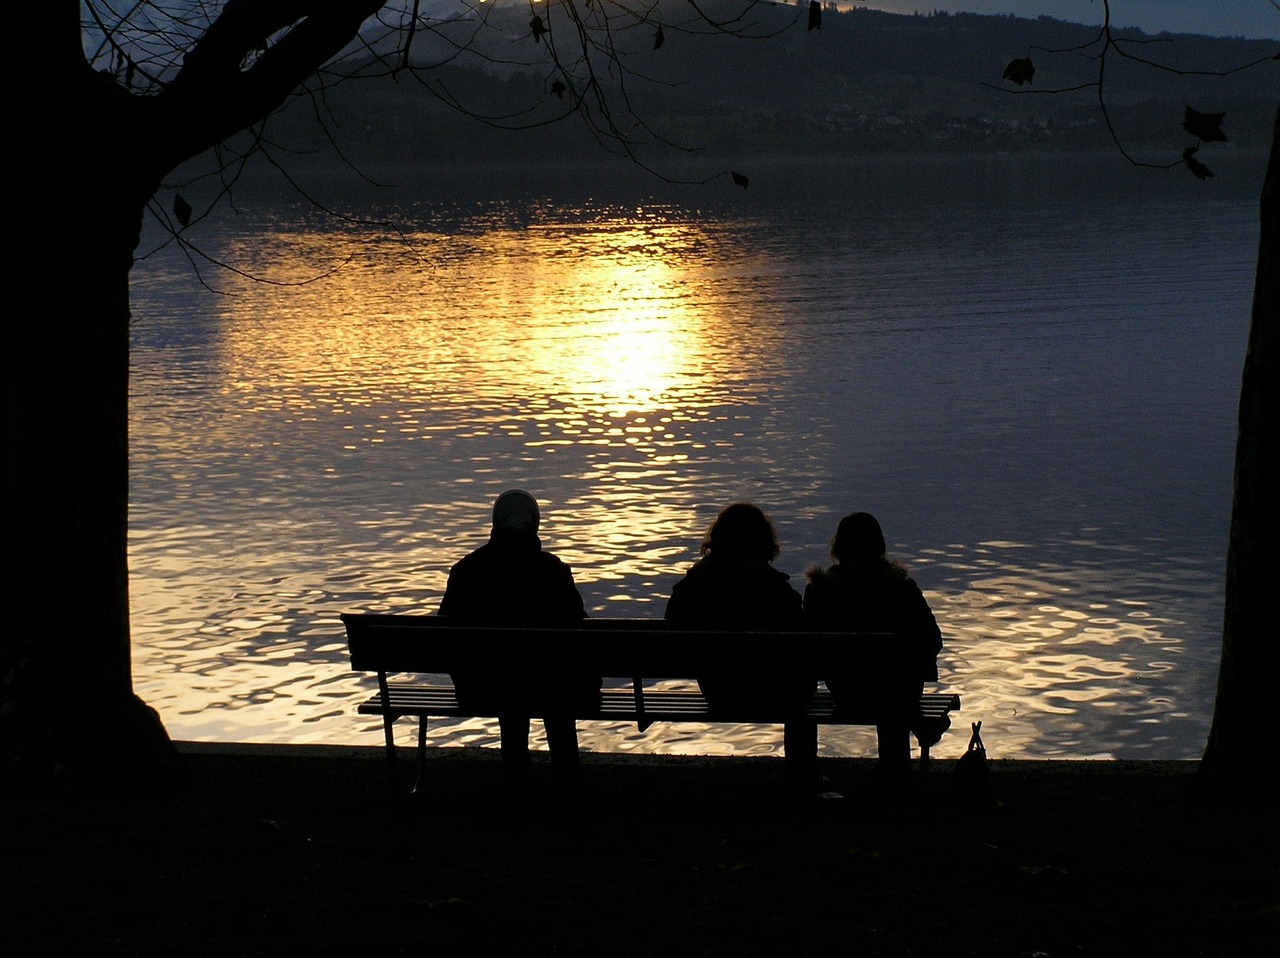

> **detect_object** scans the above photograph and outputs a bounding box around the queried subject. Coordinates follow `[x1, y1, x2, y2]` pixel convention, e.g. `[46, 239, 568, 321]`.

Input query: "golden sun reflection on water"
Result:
[203, 217, 746, 590]
[209, 217, 741, 428]
[492, 227, 709, 417]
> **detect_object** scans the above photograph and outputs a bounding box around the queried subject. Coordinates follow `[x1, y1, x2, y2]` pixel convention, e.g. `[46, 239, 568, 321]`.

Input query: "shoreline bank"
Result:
[5, 743, 1273, 957]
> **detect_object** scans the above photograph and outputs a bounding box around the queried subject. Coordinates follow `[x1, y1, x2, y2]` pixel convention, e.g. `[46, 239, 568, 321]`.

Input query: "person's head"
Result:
[829, 511, 886, 564]
[701, 502, 781, 563]
[492, 488, 540, 533]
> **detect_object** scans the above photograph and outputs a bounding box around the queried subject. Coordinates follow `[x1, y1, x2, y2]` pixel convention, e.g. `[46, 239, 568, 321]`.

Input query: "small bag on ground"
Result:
[953, 720, 989, 803]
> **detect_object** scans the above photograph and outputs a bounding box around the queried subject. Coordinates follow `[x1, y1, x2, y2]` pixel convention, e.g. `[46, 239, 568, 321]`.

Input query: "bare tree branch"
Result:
[987, 0, 1277, 175]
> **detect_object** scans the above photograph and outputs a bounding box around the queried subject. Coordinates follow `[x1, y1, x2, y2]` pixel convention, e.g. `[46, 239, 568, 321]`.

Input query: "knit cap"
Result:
[492, 489, 540, 532]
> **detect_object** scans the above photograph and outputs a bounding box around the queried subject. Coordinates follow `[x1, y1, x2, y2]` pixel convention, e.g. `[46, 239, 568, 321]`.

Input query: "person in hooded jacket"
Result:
[664, 502, 816, 788]
[439, 488, 600, 784]
[803, 511, 943, 786]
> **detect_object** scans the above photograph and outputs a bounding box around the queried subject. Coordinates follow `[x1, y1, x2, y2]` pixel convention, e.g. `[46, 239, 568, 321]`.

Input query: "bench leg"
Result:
[413, 716, 428, 794]
[381, 715, 399, 792]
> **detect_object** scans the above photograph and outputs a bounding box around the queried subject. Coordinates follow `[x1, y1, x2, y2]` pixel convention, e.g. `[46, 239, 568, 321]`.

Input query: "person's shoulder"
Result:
[532, 549, 583, 593]
[535, 548, 574, 571]
[804, 564, 835, 585]
[892, 565, 923, 592]
[773, 567, 803, 600]
[884, 557, 912, 581]
[447, 542, 490, 572]
[669, 557, 712, 585]
[766, 564, 800, 589]
[742, 562, 800, 605]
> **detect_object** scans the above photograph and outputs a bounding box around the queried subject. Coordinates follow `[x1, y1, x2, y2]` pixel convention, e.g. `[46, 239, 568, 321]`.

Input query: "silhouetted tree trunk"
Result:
[4, 0, 384, 790]
[7, 100, 167, 789]
[1198, 105, 1279, 796]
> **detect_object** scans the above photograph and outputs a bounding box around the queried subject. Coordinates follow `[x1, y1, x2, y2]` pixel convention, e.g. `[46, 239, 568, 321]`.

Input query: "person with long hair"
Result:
[803, 511, 943, 787]
[665, 502, 815, 787]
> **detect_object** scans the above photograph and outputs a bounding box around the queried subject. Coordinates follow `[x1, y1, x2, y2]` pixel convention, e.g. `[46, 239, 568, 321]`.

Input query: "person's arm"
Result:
[664, 581, 684, 621]
[801, 579, 830, 627]
[781, 580, 804, 623]
[906, 578, 943, 680]
[438, 566, 462, 616]
[438, 551, 485, 618]
[542, 553, 586, 622]
[561, 568, 586, 620]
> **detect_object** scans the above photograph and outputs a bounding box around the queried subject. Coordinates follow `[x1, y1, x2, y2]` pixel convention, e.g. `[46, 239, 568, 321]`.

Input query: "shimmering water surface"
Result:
[127, 152, 1264, 760]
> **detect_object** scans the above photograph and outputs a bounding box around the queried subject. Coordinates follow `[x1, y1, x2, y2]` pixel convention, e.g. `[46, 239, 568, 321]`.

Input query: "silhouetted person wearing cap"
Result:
[439, 489, 598, 784]
[803, 511, 943, 791]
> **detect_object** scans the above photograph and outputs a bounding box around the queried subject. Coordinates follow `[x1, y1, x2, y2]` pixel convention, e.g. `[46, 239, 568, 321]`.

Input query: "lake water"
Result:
[126, 150, 1266, 761]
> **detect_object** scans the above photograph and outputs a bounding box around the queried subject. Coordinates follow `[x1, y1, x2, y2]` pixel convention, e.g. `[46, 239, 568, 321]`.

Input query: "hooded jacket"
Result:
[803, 559, 943, 708]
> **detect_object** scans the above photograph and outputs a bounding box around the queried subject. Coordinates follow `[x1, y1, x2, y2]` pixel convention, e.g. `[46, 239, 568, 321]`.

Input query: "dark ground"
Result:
[2, 743, 1276, 957]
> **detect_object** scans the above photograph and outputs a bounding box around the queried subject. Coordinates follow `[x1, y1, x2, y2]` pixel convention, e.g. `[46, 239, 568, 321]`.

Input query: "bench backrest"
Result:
[342, 612, 914, 679]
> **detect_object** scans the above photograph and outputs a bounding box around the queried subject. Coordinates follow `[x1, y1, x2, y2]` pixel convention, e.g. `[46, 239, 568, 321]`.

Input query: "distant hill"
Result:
[261, 2, 1277, 168]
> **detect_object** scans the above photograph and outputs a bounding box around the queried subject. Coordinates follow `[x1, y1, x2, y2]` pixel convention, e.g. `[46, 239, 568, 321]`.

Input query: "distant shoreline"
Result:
[188, 146, 1270, 207]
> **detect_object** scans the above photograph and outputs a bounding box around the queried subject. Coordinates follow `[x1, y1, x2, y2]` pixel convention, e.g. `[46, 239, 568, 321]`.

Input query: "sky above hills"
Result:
[856, 1, 1279, 39]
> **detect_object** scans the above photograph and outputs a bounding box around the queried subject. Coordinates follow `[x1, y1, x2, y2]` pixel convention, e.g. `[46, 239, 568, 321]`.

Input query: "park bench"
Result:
[342, 612, 962, 792]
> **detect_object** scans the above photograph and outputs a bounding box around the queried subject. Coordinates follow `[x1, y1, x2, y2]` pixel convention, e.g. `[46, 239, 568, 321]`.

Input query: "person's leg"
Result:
[499, 713, 532, 783]
[874, 722, 912, 794]
[783, 719, 819, 792]
[544, 716, 581, 782]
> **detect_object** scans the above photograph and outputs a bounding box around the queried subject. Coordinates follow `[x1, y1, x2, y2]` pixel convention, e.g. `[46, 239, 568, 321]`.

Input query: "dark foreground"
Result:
[3, 744, 1276, 957]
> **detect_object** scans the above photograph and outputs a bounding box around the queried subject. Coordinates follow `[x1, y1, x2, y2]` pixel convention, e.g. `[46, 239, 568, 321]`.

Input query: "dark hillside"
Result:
[257, 3, 1276, 168]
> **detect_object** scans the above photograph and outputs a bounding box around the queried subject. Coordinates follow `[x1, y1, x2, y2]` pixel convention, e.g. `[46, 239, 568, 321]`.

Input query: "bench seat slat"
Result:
[357, 684, 961, 725]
